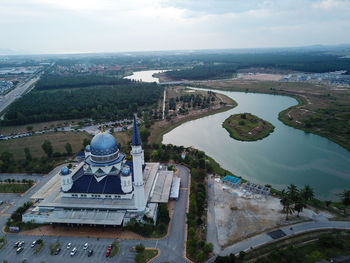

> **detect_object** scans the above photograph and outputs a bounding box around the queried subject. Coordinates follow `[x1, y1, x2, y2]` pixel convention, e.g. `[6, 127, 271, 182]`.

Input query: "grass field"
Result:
[0, 183, 33, 193]
[0, 131, 92, 160]
[196, 79, 350, 152]
[222, 113, 275, 141]
[0, 119, 85, 136]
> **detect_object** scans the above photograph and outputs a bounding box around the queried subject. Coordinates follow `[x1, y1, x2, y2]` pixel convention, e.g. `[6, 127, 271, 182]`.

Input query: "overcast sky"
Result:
[1, 0, 350, 54]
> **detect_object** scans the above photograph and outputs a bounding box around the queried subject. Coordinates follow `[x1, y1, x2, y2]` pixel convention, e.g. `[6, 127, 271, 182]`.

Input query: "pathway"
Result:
[206, 220, 350, 262]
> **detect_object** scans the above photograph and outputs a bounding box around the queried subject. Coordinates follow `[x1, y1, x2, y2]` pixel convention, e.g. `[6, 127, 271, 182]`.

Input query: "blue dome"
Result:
[85, 145, 91, 152]
[61, 167, 70, 175]
[122, 167, 130, 176]
[90, 132, 118, 156]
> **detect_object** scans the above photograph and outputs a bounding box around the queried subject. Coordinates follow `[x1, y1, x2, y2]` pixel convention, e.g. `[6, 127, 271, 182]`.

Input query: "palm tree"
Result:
[280, 190, 294, 220]
[339, 190, 350, 216]
[287, 184, 299, 203]
[294, 195, 307, 217]
[301, 185, 314, 201]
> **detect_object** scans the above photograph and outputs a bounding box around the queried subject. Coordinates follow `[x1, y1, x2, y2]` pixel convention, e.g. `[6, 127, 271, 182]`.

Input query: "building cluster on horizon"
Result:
[23, 116, 177, 226]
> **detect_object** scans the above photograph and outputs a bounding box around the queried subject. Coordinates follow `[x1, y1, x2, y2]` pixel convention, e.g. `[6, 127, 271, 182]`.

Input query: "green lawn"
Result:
[0, 183, 33, 193]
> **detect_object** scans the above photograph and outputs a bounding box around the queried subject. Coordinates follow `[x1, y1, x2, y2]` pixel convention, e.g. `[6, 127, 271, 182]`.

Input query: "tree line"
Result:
[165, 53, 350, 80]
[35, 74, 132, 90]
[2, 82, 163, 125]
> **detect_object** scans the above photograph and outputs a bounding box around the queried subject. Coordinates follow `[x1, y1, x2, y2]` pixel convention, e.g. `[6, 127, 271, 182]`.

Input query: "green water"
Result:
[163, 89, 350, 200]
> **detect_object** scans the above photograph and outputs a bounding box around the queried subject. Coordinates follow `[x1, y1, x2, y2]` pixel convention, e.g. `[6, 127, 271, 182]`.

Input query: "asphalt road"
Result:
[0, 74, 41, 115]
[206, 220, 350, 262]
[0, 164, 191, 263]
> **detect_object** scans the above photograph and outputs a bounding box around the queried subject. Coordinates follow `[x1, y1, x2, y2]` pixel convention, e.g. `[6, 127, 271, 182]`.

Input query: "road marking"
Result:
[0, 202, 14, 216]
[1, 214, 10, 217]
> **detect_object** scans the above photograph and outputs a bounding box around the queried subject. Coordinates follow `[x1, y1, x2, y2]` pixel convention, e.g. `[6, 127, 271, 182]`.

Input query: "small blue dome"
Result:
[85, 145, 91, 152]
[61, 167, 70, 175]
[90, 132, 118, 156]
[122, 167, 130, 176]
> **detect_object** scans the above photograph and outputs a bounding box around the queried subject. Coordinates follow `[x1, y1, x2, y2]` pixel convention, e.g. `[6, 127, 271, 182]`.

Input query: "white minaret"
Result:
[131, 115, 146, 212]
[60, 167, 73, 192]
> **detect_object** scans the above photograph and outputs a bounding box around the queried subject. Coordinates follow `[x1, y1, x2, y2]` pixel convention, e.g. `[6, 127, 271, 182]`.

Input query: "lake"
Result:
[163, 89, 350, 200]
[127, 70, 350, 200]
[124, 70, 166, 83]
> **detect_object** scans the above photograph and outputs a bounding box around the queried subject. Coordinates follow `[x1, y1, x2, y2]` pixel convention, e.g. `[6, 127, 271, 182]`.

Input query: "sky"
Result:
[0, 0, 350, 54]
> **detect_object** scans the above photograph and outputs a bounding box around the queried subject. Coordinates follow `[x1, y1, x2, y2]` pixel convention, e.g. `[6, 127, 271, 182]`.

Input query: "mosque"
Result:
[23, 116, 175, 226]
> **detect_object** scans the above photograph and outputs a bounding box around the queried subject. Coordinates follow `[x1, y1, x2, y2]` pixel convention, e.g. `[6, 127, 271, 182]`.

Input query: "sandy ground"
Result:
[212, 180, 333, 247]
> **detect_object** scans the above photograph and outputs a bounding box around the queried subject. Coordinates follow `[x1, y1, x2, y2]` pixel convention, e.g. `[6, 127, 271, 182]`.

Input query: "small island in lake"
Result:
[223, 113, 275, 141]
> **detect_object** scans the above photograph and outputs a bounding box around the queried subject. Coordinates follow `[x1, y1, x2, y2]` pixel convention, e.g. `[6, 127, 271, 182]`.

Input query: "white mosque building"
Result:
[24, 116, 174, 226]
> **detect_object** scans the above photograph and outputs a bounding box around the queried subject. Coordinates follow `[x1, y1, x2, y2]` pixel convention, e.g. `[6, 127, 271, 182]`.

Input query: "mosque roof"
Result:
[90, 132, 118, 156]
[68, 161, 136, 195]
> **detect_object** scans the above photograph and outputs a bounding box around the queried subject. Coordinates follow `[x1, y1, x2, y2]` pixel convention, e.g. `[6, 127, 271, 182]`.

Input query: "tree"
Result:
[339, 190, 350, 216]
[26, 126, 33, 132]
[294, 195, 306, 217]
[140, 128, 150, 145]
[83, 138, 91, 148]
[65, 143, 72, 156]
[301, 185, 314, 201]
[41, 140, 53, 158]
[24, 148, 32, 162]
[280, 190, 294, 220]
[287, 184, 299, 202]
[135, 243, 145, 253]
[0, 151, 14, 164]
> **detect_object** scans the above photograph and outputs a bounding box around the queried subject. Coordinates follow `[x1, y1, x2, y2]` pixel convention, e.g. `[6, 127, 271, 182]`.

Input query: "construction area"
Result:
[207, 175, 334, 249]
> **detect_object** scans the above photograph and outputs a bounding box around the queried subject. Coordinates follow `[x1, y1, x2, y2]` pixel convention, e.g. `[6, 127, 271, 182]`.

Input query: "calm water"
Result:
[124, 70, 166, 83]
[163, 88, 350, 200]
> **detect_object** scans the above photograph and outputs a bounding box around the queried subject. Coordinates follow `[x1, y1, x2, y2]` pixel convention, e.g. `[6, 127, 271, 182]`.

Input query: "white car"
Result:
[67, 242, 72, 249]
[70, 247, 77, 256]
[83, 243, 88, 250]
[31, 240, 36, 248]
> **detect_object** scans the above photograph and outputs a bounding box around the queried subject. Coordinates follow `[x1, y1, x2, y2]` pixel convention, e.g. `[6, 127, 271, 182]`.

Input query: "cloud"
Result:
[313, 0, 350, 9]
[0, 0, 349, 53]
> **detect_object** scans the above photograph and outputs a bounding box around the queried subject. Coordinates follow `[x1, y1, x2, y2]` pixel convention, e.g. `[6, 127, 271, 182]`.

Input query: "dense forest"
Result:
[165, 53, 350, 80]
[2, 82, 163, 125]
[166, 64, 237, 80]
[35, 75, 132, 90]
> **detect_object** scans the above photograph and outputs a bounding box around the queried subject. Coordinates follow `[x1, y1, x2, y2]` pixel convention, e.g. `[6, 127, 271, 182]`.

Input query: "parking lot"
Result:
[0, 235, 139, 263]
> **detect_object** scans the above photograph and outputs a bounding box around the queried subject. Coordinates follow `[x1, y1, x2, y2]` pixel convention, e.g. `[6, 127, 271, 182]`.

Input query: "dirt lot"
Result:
[211, 179, 333, 247]
[237, 73, 283, 81]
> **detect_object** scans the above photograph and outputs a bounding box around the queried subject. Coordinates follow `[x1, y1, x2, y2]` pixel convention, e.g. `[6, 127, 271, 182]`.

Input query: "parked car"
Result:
[88, 249, 93, 257]
[54, 248, 61, 255]
[14, 241, 20, 248]
[106, 248, 111, 257]
[83, 243, 88, 250]
[67, 242, 72, 249]
[18, 241, 25, 248]
[70, 247, 77, 256]
[16, 247, 23, 254]
[31, 240, 37, 248]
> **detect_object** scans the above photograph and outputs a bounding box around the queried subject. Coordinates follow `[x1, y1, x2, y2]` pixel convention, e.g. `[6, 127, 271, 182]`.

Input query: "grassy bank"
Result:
[222, 113, 275, 141]
[150, 104, 234, 145]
